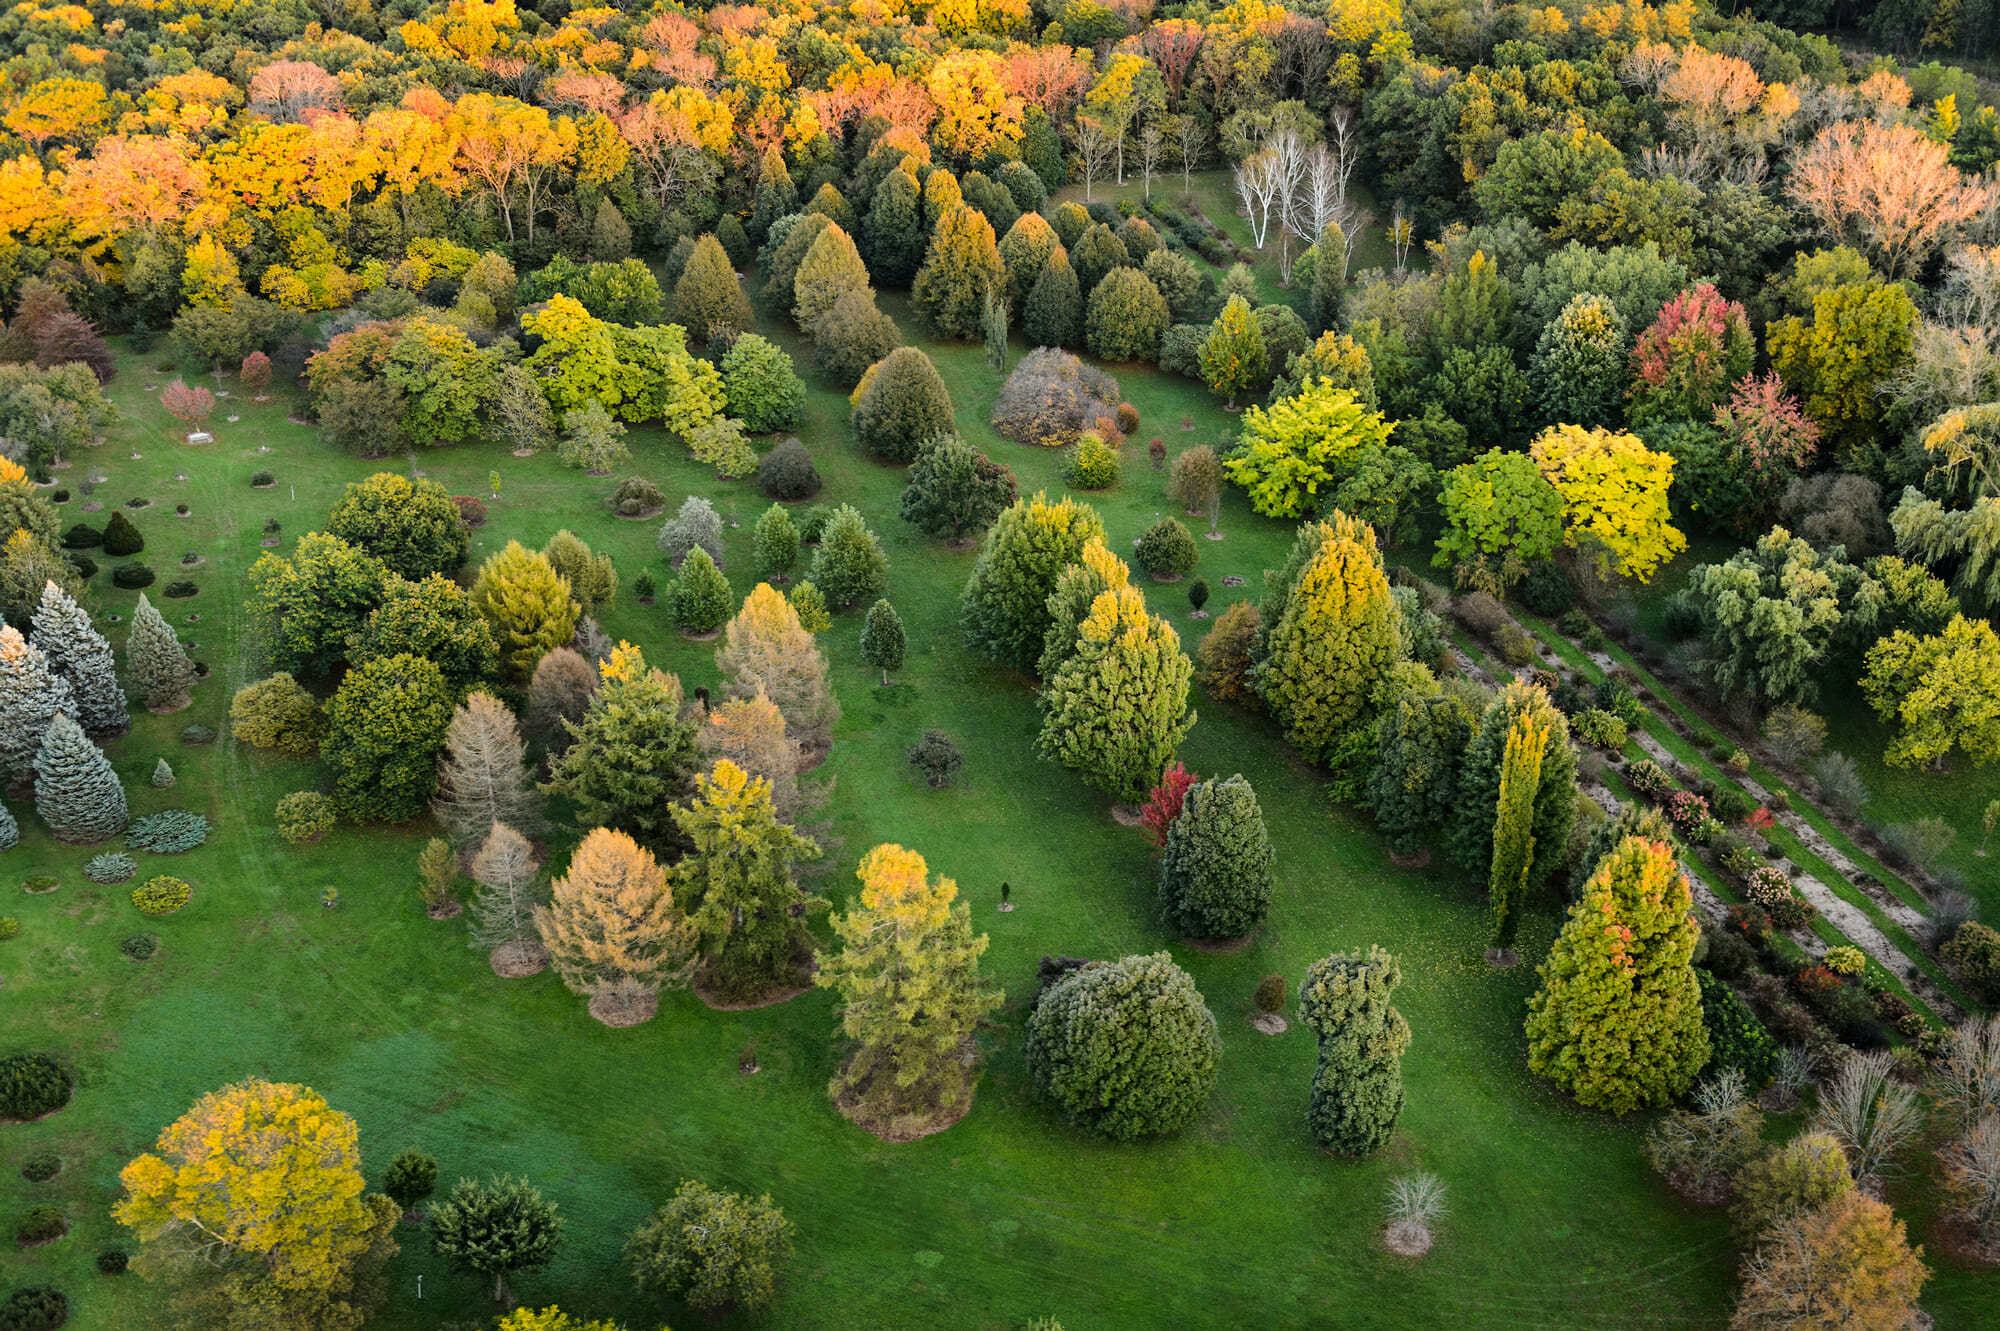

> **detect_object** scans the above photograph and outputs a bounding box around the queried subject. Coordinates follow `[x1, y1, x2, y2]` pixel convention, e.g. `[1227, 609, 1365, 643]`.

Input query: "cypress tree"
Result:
[852, 346, 954, 462]
[1069, 223, 1131, 297]
[749, 145, 797, 244]
[670, 547, 734, 635]
[862, 165, 925, 288]
[543, 643, 701, 848]
[125, 593, 196, 713]
[1488, 706, 1548, 953]
[1570, 803, 1677, 901]
[1530, 292, 1630, 431]
[1037, 537, 1129, 680]
[791, 224, 871, 333]
[1023, 247, 1082, 350]
[1445, 679, 1577, 895]
[1526, 836, 1709, 1114]
[1306, 222, 1349, 334]
[913, 204, 1005, 341]
[998, 212, 1059, 308]
[1366, 686, 1479, 858]
[961, 491, 1105, 672]
[805, 181, 856, 232]
[31, 580, 127, 733]
[540, 530, 617, 617]
[808, 504, 888, 609]
[759, 213, 832, 317]
[1158, 774, 1275, 939]
[34, 711, 127, 842]
[1021, 105, 1066, 190]
[859, 599, 905, 685]
[0, 623, 75, 785]
[102, 509, 144, 556]
[899, 432, 1019, 542]
[1298, 946, 1411, 1156]
[673, 234, 754, 342]
[1036, 584, 1196, 802]
[469, 541, 579, 680]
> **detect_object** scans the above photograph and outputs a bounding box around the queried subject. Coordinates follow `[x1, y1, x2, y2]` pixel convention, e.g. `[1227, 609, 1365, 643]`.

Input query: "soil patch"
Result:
[1484, 947, 1520, 969]
[1934, 1216, 2000, 1265]
[1151, 572, 1184, 584]
[427, 901, 464, 920]
[488, 942, 548, 978]
[1109, 803, 1146, 827]
[1382, 1223, 1432, 1258]
[693, 977, 811, 1011]
[145, 698, 193, 715]
[259, 537, 281, 547]
[681, 627, 723, 642]
[945, 536, 980, 552]
[287, 414, 314, 426]
[797, 737, 832, 772]
[1250, 1013, 1288, 1035]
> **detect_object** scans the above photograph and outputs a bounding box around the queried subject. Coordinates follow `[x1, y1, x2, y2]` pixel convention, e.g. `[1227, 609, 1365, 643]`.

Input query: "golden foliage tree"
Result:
[1529, 423, 1686, 583]
[470, 541, 578, 679]
[534, 826, 697, 1024]
[714, 584, 840, 745]
[1730, 1191, 1929, 1330]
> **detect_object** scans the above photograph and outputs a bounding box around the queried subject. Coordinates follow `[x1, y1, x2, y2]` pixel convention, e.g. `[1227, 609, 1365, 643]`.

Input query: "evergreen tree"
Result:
[1298, 946, 1411, 1156]
[0, 456, 58, 550]
[1069, 223, 1131, 296]
[1253, 512, 1401, 763]
[325, 653, 455, 823]
[814, 843, 1003, 1123]
[961, 491, 1106, 672]
[31, 580, 127, 733]
[862, 165, 926, 287]
[1435, 250, 1514, 351]
[899, 432, 1019, 541]
[1445, 679, 1577, 896]
[671, 760, 822, 1001]
[324, 473, 468, 581]
[534, 826, 697, 1022]
[1306, 222, 1349, 334]
[812, 289, 901, 388]
[1200, 295, 1267, 409]
[539, 531, 617, 618]
[1531, 293, 1629, 430]
[1022, 247, 1083, 349]
[760, 214, 832, 317]
[1488, 705, 1548, 952]
[1366, 686, 1480, 858]
[556, 399, 629, 475]
[470, 541, 579, 680]
[859, 599, 905, 684]
[1025, 951, 1219, 1140]
[791, 224, 871, 333]
[433, 692, 545, 845]
[589, 197, 631, 260]
[852, 346, 954, 462]
[669, 548, 734, 635]
[913, 204, 1005, 342]
[122, 593, 194, 714]
[247, 532, 388, 677]
[808, 504, 888, 609]
[0, 798, 16, 850]
[0, 623, 74, 784]
[543, 644, 700, 847]
[673, 234, 753, 342]
[753, 504, 800, 581]
[1571, 804, 1678, 901]
[351, 574, 500, 693]
[721, 334, 807, 434]
[716, 584, 840, 744]
[1038, 537, 1130, 680]
[805, 181, 856, 232]
[1526, 836, 1709, 1114]
[749, 145, 797, 244]
[984, 288, 1009, 372]
[34, 711, 126, 842]
[1158, 774, 1275, 939]
[1086, 269, 1170, 364]
[428, 1176, 565, 1305]
[998, 212, 1059, 308]
[1037, 584, 1196, 802]
[468, 820, 546, 971]
[151, 757, 174, 787]
[1022, 104, 1066, 190]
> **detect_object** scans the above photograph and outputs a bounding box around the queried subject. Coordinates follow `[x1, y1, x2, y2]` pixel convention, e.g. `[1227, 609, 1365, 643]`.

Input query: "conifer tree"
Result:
[540, 531, 617, 618]
[961, 491, 1106, 672]
[805, 181, 856, 232]
[1023, 247, 1083, 349]
[1531, 292, 1629, 430]
[1038, 584, 1196, 802]
[31, 580, 127, 733]
[812, 289, 902, 388]
[151, 757, 174, 787]
[470, 541, 579, 680]
[815, 843, 1003, 1125]
[999, 212, 1060, 308]
[791, 224, 871, 333]
[1298, 946, 1411, 1156]
[852, 346, 954, 463]
[0, 623, 75, 785]
[899, 433, 1019, 542]
[34, 711, 126, 842]
[697, 688, 811, 825]
[469, 820, 546, 973]
[433, 692, 545, 845]
[760, 214, 832, 316]
[674, 234, 753, 342]
[859, 599, 905, 685]
[669, 547, 734, 635]
[984, 288, 1009, 372]
[671, 760, 822, 1000]
[0, 799, 16, 850]
[1306, 222, 1349, 334]
[1200, 295, 1267, 409]
[1038, 537, 1130, 680]
[1488, 705, 1548, 953]
[753, 504, 800, 581]
[862, 164, 926, 287]
[325, 653, 455, 823]
[913, 204, 1005, 341]
[1446, 679, 1577, 895]
[124, 593, 196, 713]
[1253, 512, 1400, 763]
[525, 647, 596, 752]
[534, 826, 697, 1023]
[1526, 836, 1709, 1113]
[749, 145, 797, 243]
[1158, 774, 1275, 939]
[717, 584, 840, 744]
[808, 504, 888, 608]
[544, 644, 700, 847]
[1069, 223, 1130, 296]
[0, 456, 58, 550]
[1366, 686, 1480, 857]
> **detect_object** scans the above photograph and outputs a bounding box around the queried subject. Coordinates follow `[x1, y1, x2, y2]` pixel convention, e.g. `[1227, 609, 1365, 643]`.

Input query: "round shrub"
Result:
[111, 563, 155, 589]
[1134, 518, 1199, 580]
[275, 791, 336, 844]
[1024, 952, 1220, 1141]
[22, 877, 56, 894]
[251, 470, 275, 487]
[17, 1205, 66, 1245]
[1492, 622, 1537, 666]
[1253, 973, 1287, 1013]
[173, 503, 189, 516]
[21, 1152, 60, 1182]
[1712, 786, 1754, 822]
[1518, 560, 1574, 617]
[1063, 432, 1120, 491]
[61, 523, 101, 550]
[1558, 608, 1592, 638]
[0, 1054, 72, 1121]
[853, 346, 954, 462]
[131, 875, 191, 915]
[0, 1285, 68, 1331]
[0, 917, 16, 940]
[1943, 921, 2000, 1002]
[610, 475, 666, 517]
[1115, 402, 1140, 435]
[50, 489, 67, 503]
[452, 495, 486, 527]
[87, 854, 135, 885]
[125, 810, 209, 853]
[1626, 760, 1673, 801]
[119, 934, 158, 961]
[66, 555, 95, 580]
[162, 579, 198, 598]
[758, 437, 821, 501]
[96, 1249, 128, 1275]
[180, 724, 216, 745]
[1767, 893, 1818, 930]
[1663, 790, 1711, 838]
[1695, 969, 1778, 1087]
[907, 729, 964, 788]
[1571, 707, 1628, 751]
[1823, 945, 1866, 975]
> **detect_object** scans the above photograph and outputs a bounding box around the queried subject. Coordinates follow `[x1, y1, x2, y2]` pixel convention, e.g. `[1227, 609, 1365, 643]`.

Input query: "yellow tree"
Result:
[1037, 582, 1196, 801]
[1529, 423, 1686, 583]
[469, 541, 578, 679]
[927, 48, 1025, 163]
[715, 584, 840, 744]
[448, 94, 577, 247]
[4, 77, 111, 153]
[534, 826, 698, 1024]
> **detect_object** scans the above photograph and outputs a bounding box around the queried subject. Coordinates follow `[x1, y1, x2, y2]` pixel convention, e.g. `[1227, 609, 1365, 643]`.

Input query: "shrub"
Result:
[1115, 402, 1140, 434]
[1134, 518, 1199, 580]
[1064, 432, 1120, 490]
[17, 1205, 65, 1244]
[102, 509, 143, 556]
[1571, 708, 1628, 750]
[1823, 945, 1866, 975]
[275, 791, 335, 844]
[1626, 760, 1673, 801]
[1254, 973, 1287, 1013]
[1024, 952, 1220, 1140]
[656, 495, 725, 568]
[125, 810, 209, 853]
[1492, 623, 1536, 666]
[757, 437, 820, 501]
[67, 554, 95, 580]
[1453, 591, 1508, 637]
[84, 853, 135, 884]
[0, 917, 15, 940]
[1810, 752, 1867, 817]
[1559, 609, 1592, 638]
[633, 571, 656, 601]
[111, 563, 154, 589]
[908, 729, 963, 788]
[0, 1286, 68, 1331]
[0, 1054, 72, 1121]
[1709, 786, 1752, 823]
[21, 1152, 59, 1182]
[61, 523, 100, 549]
[1943, 921, 2000, 1001]
[1767, 893, 1818, 930]
[131, 875, 191, 914]
[610, 475, 666, 517]
[1762, 704, 1828, 767]
[180, 724, 215, 744]
[625, 1179, 795, 1316]
[119, 934, 157, 961]
[453, 495, 486, 527]
[162, 579, 197, 598]
[991, 347, 1121, 448]
[96, 1248, 128, 1275]
[852, 347, 954, 463]
[1518, 561, 1574, 617]
[1745, 866, 1792, 910]
[797, 505, 831, 544]
[22, 877, 56, 893]
[1886, 817, 1956, 872]
[1592, 678, 1643, 727]
[251, 470, 274, 487]
[1696, 970, 1779, 1086]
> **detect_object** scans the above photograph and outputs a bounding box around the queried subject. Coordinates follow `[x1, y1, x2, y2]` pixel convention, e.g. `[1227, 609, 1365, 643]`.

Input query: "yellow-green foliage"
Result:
[961, 491, 1107, 673]
[1255, 512, 1401, 762]
[1198, 295, 1267, 407]
[132, 875, 191, 914]
[1224, 379, 1393, 519]
[1529, 423, 1685, 583]
[1037, 583, 1196, 802]
[229, 673, 326, 756]
[1489, 705, 1548, 950]
[470, 541, 579, 679]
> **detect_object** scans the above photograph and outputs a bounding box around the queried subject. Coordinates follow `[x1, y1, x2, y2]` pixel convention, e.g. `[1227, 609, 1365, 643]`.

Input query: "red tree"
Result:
[239, 351, 272, 392]
[161, 379, 216, 430]
[1141, 761, 1199, 851]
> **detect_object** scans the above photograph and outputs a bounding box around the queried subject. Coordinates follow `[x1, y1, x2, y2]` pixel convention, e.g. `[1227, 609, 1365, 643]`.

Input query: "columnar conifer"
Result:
[470, 541, 579, 680]
[1298, 946, 1410, 1156]
[1158, 774, 1275, 939]
[1022, 247, 1082, 349]
[469, 820, 546, 972]
[808, 505, 888, 608]
[1488, 706, 1548, 951]
[791, 224, 871, 333]
[1038, 537, 1131, 679]
[674, 234, 753, 340]
[1446, 679, 1577, 895]
[859, 599, 905, 684]
[851, 347, 954, 463]
[961, 491, 1106, 672]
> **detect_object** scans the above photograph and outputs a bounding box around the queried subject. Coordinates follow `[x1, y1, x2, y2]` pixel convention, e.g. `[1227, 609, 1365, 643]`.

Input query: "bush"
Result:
[17, 1205, 66, 1245]
[84, 854, 135, 884]
[1253, 973, 1287, 1013]
[991, 348, 1121, 448]
[852, 346, 954, 463]
[162, 579, 197, 598]
[1024, 952, 1220, 1140]
[452, 495, 486, 527]
[131, 875, 191, 915]
[1810, 752, 1867, 817]
[61, 523, 100, 549]
[1943, 921, 2000, 1001]
[1767, 893, 1818, 930]
[0, 917, 15, 940]
[125, 810, 209, 853]
[1135, 518, 1199, 580]
[1663, 790, 1711, 838]
[758, 437, 820, 501]
[119, 934, 157, 961]
[1492, 623, 1536, 666]
[1696, 970, 1779, 1086]
[1518, 561, 1574, 616]
[21, 1152, 59, 1182]
[111, 563, 155, 589]
[251, 470, 274, 487]
[1453, 591, 1508, 637]
[102, 509, 143, 556]
[22, 877, 55, 893]
[908, 729, 963, 788]
[1559, 609, 1592, 638]
[1115, 402, 1140, 435]
[0, 1054, 72, 1121]
[180, 724, 215, 744]
[1626, 760, 1673, 801]
[1064, 432, 1120, 490]
[797, 505, 831, 544]
[1571, 708, 1628, 750]
[96, 1248, 128, 1275]
[1745, 866, 1792, 909]
[0, 1285, 68, 1331]
[1711, 787, 1754, 822]
[275, 791, 336, 844]
[610, 475, 666, 517]
[1592, 678, 1644, 728]
[1823, 945, 1865, 975]
[66, 554, 95, 580]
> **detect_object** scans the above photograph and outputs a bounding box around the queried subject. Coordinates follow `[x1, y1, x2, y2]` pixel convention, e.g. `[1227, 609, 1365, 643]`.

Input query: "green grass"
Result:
[1, 296, 1988, 1331]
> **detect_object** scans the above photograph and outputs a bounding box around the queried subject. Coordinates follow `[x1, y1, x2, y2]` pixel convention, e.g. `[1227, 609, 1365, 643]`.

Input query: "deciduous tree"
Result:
[1200, 295, 1267, 409]
[716, 584, 840, 744]
[1863, 614, 2000, 769]
[469, 820, 546, 972]
[625, 1181, 793, 1316]
[1530, 423, 1686, 582]
[325, 473, 468, 581]
[247, 532, 387, 676]
[433, 693, 545, 844]
[325, 654, 455, 823]
[1225, 379, 1394, 519]
[535, 826, 696, 1021]
[1730, 1191, 1929, 1331]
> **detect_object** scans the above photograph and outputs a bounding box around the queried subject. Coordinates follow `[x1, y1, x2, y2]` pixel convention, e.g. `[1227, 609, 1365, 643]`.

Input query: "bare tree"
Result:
[469, 821, 548, 975]
[1070, 115, 1117, 203]
[1389, 199, 1415, 273]
[433, 692, 546, 844]
[1267, 129, 1311, 284]
[1328, 107, 1363, 207]
[1298, 144, 1347, 248]
[1233, 149, 1281, 251]
[1136, 123, 1165, 200]
[1813, 1050, 1925, 1182]
[1934, 1014, 2000, 1134]
[1943, 1112, 2000, 1242]
[1174, 114, 1210, 195]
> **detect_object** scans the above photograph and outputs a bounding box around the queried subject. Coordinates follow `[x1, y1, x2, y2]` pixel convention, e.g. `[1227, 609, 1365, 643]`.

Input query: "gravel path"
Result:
[1584, 783, 1731, 926]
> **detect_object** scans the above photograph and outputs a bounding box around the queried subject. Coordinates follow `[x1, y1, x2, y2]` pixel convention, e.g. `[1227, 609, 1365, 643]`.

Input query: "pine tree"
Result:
[815, 843, 1003, 1123]
[697, 688, 811, 825]
[432, 692, 545, 845]
[791, 224, 871, 333]
[1023, 247, 1082, 349]
[544, 644, 700, 848]
[862, 164, 925, 288]
[1200, 295, 1267, 409]
[1253, 512, 1400, 763]
[1038, 537, 1130, 680]
[1158, 774, 1275, 939]
[753, 504, 800, 581]
[749, 145, 797, 244]
[673, 234, 753, 342]
[999, 212, 1060, 308]
[1488, 706, 1548, 953]
[913, 204, 1005, 342]
[899, 433, 1019, 542]
[852, 346, 954, 463]
[469, 820, 547, 972]
[716, 584, 840, 743]
[31, 580, 127, 734]
[859, 599, 905, 685]
[470, 541, 579, 680]
[808, 504, 888, 609]
[670, 760, 822, 1001]
[1446, 679, 1577, 895]
[961, 491, 1106, 672]
[34, 711, 126, 842]
[124, 593, 195, 713]
[0, 623, 75, 785]
[1525, 836, 1709, 1114]
[1037, 584, 1196, 803]
[669, 548, 734, 635]
[1298, 946, 1411, 1156]
[534, 826, 697, 1022]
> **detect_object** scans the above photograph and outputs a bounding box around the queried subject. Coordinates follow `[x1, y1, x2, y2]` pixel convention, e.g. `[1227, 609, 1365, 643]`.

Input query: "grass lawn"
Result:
[4, 277, 1993, 1330]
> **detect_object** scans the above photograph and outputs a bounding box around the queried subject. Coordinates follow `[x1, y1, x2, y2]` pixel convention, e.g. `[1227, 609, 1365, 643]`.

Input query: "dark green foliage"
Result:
[0, 1053, 71, 1121]
[625, 1179, 795, 1316]
[899, 433, 1019, 541]
[21, 1152, 60, 1182]
[544, 663, 700, 849]
[0, 1285, 68, 1331]
[1367, 687, 1480, 858]
[959, 493, 1106, 673]
[809, 504, 888, 608]
[324, 653, 455, 824]
[758, 437, 821, 501]
[1021, 105, 1066, 190]
[427, 1174, 565, 1305]
[124, 809, 209, 853]
[350, 573, 500, 693]
[1944, 921, 2000, 1002]
[101, 510, 142, 556]
[17, 1204, 65, 1244]
[96, 1249, 128, 1275]
[1158, 775, 1275, 940]
[859, 599, 905, 683]
[1298, 946, 1410, 1157]
[1518, 561, 1573, 617]
[1570, 803, 1677, 901]
[520, 255, 665, 325]
[1446, 683, 1576, 893]
[110, 563, 153, 589]
[325, 473, 467, 580]
[908, 729, 963, 788]
[812, 289, 901, 389]
[1085, 269, 1169, 364]
[61, 523, 99, 549]
[384, 1150, 439, 1213]
[862, 168, 925, 287]
[669, 548, 733, 635]
[1254, 973, 1288, 1013]
[760, 214, 834, 318]
[1070, 224, 1130, 295]
[1023, 249, 1082, 350]
[1134, 518, 1198, 580]
[1025, 952, 1220, 1141]
[853, 347, 953, 463]
[1696, 970, 1779, 1087]
[715, 215, 751, 269]
[119, 933, 156, 960]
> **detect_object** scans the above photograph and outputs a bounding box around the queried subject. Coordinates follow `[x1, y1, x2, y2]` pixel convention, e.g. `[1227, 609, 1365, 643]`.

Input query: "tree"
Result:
[753, 505, 800, 582]
[852, 347, 954, 462]
[1530, 293, 1628, 430]
[470, 542, 578, 680]
[1166, 446, 1224, 519]
[534, 825, 697, 1021]
[717, 584, 840, 744]
[984, 287, 1009, 372]
[1681, 530, 1881, 706]
[809, 504, 888, 609]
[1433, 450, 1565, 591]
[1025, 952, 1220, 1141]
[1862, 614, 2000, 769]
[1732, 1133, 1855, 1239]
[862, 164, 926, 288]
[1730, 1191, 1930, 1331]
[247, 533, 387, 676]
[485, 363, 555, 454]
[1769, 281, 1918, 466]
[657, 495, 725, 568]
[1022, 246, 1082, 349]
[859, 599, 905, 685]
[669, 548, 734, 636]
[1038, 584, 1196, 802]
[1526, 836, 1709, 1114]
[385, 319, 494, 446]
[433, 693, 544, 844]
[1255, 514, 1401, 763]
[1627, 284, 1755, 426]
[1158, 774, 1274, 939]
[1298, 946, 1410, 1156]
[1367, 686, 1480, 857]
[1446, 679, 1577, 902]
[1487, 704, 1549, 953]
[325, 654, 454, 824]
[33, 711, 125, 843]
[722, 335, 806, 434]
[791, 225, 871, 334]
[750, 146, 797, 243]
[672, 234, 752, 341]
[114, 1078, 398, 1330]
[545, 645, 700, 846]
[125, 594, 195, 713]
[1529, 424, 1686, 583]
[229, 673, 325, 756]
[324, 473, 467, 582]
[0, 457, 58, 551]
[538, 533, 615, 620]
[961, 491, 1106, 673]
[428, 1176, 564, 1306]
[900, 433, 1019, 541]
[999, 212, 1060, 308]
[815, 843, 1002, 1125]
[161, 379, 216, 431]
[29, 580, 125, 734]
[1199, 295, 1267, 409]
[1085, 269, 1169, 364]
[526, 647, 596, 752]
[555, 400, 628, 476]
[1039, 537, 1132, 680]
[670, 761, 822, 1000]
[761, 214, 834, 318]
[1224, 380, 1394, 520]
[813, 289, 901, 388]
[320, 379, 407, 458]
[1790, 118, 1991, 279]
[383, 1151, 438, 1219]
[350, 574, 501, 693]
[913, 204, 1004, 342]
[469, 821, 546, 971]
[625, 1181, 793, 1316]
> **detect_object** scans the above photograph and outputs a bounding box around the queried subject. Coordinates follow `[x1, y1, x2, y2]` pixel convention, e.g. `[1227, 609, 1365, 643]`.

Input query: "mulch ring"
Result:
[1250, 1012, 1288, 1035]
[610, 504, 666, 521]
[488, 942, 549, 979]
[427, 901, 464, 920]
[831, 1050, 977, 1143]
[1109, 803, 1146, 827]
[589, 989, 659, 1026]
[692, 977, 812, 1012]
[1382, 1222, 1432, 1258]
[1932, 1216, 2000, 1266]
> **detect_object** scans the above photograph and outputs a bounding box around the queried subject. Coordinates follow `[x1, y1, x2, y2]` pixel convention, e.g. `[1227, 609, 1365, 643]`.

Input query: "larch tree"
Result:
[122, 594, 194, 714]
[716, 584, 840, 745]
[791, 224, 871, 333]
[961, 491, 1106, 672]
[1446, 679, 1576, 896]
[673, 233, 753, 341]
[0, 623, 74, 785]
[34, 711, 126, 842]
[432, 692, 546, 844]
[1157, 774, 1276, 940]
[814, 843, 1003, 1130]
[1037, 583, 1196, 804]
[697, 688, 812, 826]
[1298, 946, 1411, 1157]
[534, 825, 698, 1025]
[1526, 836, 1709, 1114]
[470, 541, 578, 680]
[525, 647, 597, 753]
[544, 643, 700, 848]
[30, 579, 127, 733]
[468, 821, 546, 975]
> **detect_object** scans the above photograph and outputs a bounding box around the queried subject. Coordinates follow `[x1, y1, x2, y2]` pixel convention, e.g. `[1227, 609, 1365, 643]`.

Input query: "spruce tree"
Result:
[469, 541, 579, 680]
[673, 234, 753, 342]
[151, 757, 174, 787]
[0, 623, 75, 785]
[1200, 295, 1267, 409]
[1526, 836, 1709, 1114]
[814, 842, 1003, 1124]
[1037, 584, 1196, 803]
[543, 644, 700, 849]
[124, 593, 195, 713]
[0, 798, 16, 850]
[432, 692, 545, 845]
[791, 224, 871, 333]
[862, 165, 925, 287]
[34, 711, 127, 842]
[913, 204, 1005, 341]
[31, 580, 127, 733]
[469, 820, 546, 972]
[808, 505, 888, 609]
[1158, 774, 1275, 939]
[716, 584, 840, 744]
[1488, 706, 1548, 953]
[961, 491, 1106, 672]
[1298, 946, 1411, 1156]
[899, 432, 1019, 542]
[998, 212, 1059, 308]
[669, 548, 734, 635]
[852, 346, 954, 462]
[670, 760, 822, 1001]
[1446, 679, 1577, 895]
[749, 145, 797, 244]
[1023, 247, 1083, 350]
[859, 599, 905, 685]
[534, 825, 697, 1023]
[753, 504, 800, 581]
